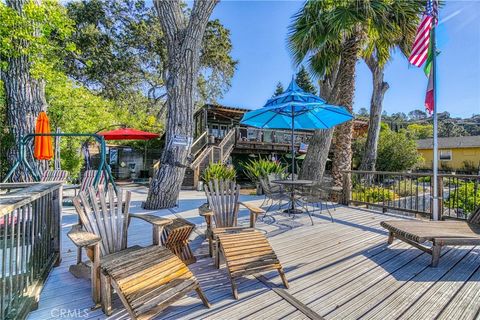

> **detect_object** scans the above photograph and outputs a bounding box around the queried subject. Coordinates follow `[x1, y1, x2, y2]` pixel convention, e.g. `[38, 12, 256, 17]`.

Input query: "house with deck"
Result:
[183, 104, 368, 188]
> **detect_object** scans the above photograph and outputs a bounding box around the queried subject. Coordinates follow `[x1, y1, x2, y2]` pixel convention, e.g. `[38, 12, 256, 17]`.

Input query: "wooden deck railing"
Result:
[342, 170, 480, 219]
[236, 126, 312, 145]
[0, 182, 63, 319]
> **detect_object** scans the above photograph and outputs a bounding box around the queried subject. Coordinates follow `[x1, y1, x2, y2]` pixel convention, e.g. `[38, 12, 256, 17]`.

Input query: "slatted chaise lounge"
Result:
[200, 179, 289, 299]
[381, 208, 480, 267]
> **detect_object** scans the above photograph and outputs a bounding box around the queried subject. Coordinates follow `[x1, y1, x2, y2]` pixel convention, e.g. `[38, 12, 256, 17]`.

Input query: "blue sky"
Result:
[210, 0, 480, 118]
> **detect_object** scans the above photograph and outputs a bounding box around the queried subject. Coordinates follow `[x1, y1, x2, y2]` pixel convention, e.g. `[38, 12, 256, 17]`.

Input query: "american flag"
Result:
[408, 0, 438, 67]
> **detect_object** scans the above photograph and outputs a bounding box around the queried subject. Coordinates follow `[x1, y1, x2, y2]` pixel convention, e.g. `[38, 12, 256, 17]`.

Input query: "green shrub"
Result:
[241, 158, 286, 182]
[392, 179, 418, 197]
[353, 187, 396, 203]
[202, 162, 236, 184]
[444, 182, 480, 214]
[417, 176, 431, 183]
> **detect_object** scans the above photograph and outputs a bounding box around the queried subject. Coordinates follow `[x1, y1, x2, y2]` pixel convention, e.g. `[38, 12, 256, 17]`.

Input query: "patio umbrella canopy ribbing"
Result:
[240, 79, 353, 180]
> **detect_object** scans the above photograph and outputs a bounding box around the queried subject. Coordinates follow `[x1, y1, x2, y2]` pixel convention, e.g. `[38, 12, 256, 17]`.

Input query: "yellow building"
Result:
[417, 136, 480, 172]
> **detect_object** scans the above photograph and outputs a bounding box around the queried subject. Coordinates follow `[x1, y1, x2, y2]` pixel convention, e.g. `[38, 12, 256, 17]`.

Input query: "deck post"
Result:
[341, 172, 351, 205]
[437, 175, 443, 219]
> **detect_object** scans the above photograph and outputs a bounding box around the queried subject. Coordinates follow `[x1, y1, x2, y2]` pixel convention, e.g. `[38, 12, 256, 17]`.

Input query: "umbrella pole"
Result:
[291, 106, 294, 182]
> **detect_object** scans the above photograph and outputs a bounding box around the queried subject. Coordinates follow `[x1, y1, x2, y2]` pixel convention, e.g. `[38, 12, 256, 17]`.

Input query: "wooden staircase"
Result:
[182, 128, 236, 189]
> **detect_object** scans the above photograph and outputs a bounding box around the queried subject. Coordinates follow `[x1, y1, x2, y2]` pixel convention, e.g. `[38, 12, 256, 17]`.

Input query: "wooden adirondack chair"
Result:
[200, 180, 288, 299]
[200, 180, 263, 259]
[68, 185, 210, 319]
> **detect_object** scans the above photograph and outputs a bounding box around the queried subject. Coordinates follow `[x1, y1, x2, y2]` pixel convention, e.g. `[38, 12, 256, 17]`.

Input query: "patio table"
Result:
[271, 179, 314, 215]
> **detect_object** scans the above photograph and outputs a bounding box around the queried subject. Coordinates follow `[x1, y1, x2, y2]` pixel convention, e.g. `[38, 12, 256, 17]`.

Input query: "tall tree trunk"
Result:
[299, 62, 340, 182]
[144, 0, 218, 209]
[2, 0, 48, 182]
[331, 33, 362, 188]
[360, 55, 389, 172]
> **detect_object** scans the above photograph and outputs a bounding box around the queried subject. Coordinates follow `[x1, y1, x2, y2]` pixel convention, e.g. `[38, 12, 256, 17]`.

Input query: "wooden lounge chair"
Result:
[381, 208, 480, 267]
[68, 185, 210, 319]
[200, 179, 289, 299]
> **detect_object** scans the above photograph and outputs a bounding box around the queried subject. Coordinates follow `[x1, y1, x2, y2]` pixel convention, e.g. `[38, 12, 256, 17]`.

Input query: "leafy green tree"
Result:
[353, 126, 422, 172]
[0, 0, 74, 180]
[408, 109, 428, 120]
[295, 65, 316, 94]
[357, 108, 369, 117]
[360, 1, 423, 172]
[65, 0, 236, 110]
[289, 0, 422, 187]
[438, 120, 469, 137]
[273, 82, 284, 97]
[404, 123, 433, 140]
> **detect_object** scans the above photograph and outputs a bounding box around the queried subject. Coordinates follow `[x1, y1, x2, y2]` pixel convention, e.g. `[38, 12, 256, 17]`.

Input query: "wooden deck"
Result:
[28, 188, 480, 320]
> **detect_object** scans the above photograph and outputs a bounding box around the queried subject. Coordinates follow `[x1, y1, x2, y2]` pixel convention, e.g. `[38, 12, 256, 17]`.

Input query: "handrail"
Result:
[190, 131, 208, 156]
[342, 170, 480, 179]
[0, 182, 61, 217]
[0, 182, 63, 319]
[341, 170, 480, 220]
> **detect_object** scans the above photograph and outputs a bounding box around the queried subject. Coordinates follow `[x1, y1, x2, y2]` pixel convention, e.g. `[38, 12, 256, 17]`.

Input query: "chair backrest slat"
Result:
[80, 170, 105, 192]
[204, 179, 240, 228]
[73, 185, 130, 256]
[41, 170, 68, 182]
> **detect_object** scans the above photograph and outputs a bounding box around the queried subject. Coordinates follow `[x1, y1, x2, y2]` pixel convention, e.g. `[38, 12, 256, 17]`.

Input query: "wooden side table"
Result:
[161, 218, 197, 265]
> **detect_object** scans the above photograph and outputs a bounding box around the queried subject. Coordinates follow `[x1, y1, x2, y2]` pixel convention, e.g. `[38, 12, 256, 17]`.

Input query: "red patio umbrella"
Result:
[98, 128, 160, 173]
[98, 128, 160, 140]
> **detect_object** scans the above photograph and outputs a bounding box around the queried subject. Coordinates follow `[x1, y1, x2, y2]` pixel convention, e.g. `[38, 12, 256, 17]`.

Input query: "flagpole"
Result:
[432, 14, 439, 220]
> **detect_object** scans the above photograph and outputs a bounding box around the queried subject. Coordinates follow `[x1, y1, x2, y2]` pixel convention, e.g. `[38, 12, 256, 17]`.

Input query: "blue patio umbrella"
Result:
[240, 79, 353, 180]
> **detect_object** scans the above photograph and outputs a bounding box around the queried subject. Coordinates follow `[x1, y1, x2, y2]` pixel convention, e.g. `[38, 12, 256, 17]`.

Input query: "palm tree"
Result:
[289, 0, 422, 188]
[360, 1, 422, 172]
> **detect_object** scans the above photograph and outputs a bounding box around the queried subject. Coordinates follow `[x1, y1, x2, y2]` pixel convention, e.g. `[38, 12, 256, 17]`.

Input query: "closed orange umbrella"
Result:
[34, 111, 53, 160]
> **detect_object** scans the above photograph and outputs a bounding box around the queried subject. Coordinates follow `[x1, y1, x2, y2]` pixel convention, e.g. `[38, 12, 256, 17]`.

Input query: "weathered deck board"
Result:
[26, 189, 480, 320]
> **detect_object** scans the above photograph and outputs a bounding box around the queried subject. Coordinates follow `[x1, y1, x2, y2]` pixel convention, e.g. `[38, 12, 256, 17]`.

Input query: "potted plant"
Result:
[241, 158, 287, 195]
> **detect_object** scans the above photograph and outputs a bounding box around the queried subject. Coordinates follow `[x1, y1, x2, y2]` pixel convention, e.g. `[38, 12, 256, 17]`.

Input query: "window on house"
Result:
[439, 150, 452, 161]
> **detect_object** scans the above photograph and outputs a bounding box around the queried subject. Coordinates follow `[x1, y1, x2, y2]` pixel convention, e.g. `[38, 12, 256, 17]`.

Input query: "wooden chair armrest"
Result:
[129, 213, 172, 226]
[239, 202, 265, 214]
[67, 225, 101, 247]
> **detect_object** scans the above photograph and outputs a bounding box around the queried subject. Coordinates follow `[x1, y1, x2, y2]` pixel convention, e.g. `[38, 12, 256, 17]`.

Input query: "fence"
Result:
[0, 182, 63, 319]
[343, 170, 480, 219]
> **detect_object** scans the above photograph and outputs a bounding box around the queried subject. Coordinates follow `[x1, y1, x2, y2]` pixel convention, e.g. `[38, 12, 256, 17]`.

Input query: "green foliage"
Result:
[392, 179, 417, 197]
[295, 65, 316, 94]
[46, 71, 162, 179]
[202, 162, 236, 184]
[353, 126, 422, 171]
[353, 187, 396, 203]
[65, 1, 236, 105]
[445, 182, 480, 214]
[461, 161, 479, 174]
[0, 0, 75, 75]
[438, 120, 469, 138]
[241, 158, 286, 183]
[404, 123, 433, 140]
[273, 82, 284, 97]
[376, 128, 423, 172]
